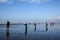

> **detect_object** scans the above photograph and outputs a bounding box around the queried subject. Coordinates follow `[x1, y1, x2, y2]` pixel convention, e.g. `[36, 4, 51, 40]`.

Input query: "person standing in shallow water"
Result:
[24, 23, 27, 35]
[34, 23, 36, 32]
[6, 21, 10, 39]
[45, 22, 48, 31]
[46, 22, 48, 26]
[7, 21, 10, 28]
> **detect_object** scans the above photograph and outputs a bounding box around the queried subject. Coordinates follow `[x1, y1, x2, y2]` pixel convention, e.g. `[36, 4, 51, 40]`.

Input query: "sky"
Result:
[0, 0, 60, 23]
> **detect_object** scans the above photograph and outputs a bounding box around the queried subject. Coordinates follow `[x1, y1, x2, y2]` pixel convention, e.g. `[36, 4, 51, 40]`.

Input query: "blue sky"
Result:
[0, 0, 60, 23]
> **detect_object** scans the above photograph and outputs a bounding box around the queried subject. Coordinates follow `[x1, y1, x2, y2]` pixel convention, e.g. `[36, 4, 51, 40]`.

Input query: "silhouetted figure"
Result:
[24, 23, 27, 35]
[46, 23, 48, 31]
[46, 22, 48, 26]
[7, 21, 10, 28]
[6, 21, 10, 39]
[34, 23, 36, 32]
[46, 25, 48, 31]
[50, 22, 54, 27]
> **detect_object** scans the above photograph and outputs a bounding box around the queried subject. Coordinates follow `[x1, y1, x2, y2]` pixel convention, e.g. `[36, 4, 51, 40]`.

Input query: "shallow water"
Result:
[0, 23, 60, 40]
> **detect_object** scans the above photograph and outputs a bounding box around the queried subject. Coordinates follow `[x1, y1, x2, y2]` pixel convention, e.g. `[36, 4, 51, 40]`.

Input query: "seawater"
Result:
[0, 23, 60, 40]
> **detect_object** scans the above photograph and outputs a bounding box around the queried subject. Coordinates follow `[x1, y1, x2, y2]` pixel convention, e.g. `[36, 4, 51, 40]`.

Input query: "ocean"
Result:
[0, 23, 60, 40]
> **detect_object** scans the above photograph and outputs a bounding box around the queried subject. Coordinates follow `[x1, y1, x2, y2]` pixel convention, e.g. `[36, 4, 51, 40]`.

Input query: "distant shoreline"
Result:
[0, 23, 60, 25]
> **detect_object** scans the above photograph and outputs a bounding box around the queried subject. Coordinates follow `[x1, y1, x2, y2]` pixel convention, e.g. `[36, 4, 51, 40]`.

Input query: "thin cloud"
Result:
[0, 0, 14, 4]
[0, 0, 49, 4]
[19, 0, 48, 3]
[0, 0, 8, 2]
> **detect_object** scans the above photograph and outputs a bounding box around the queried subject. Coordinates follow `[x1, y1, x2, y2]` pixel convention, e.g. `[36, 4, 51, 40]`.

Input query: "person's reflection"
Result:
[46, 23, 48, 31]
[34, 23, 36, 32]
[24, 23, 27, 35]
[6, 28, 10, 38]
[6, 21, 10, 39]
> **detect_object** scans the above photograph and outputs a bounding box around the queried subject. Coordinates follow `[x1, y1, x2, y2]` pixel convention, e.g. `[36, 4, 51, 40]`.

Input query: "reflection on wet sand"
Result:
[0, 21, 59, 40]
[6, 28, 10, 39]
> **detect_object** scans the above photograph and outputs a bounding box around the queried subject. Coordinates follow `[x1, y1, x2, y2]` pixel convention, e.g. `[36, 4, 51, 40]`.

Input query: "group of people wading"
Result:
[6, 21, 54, 37]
